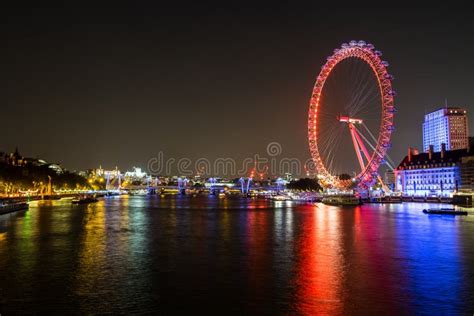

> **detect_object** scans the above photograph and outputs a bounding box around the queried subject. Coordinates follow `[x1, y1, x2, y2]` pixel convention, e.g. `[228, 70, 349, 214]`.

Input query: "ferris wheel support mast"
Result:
[349, 123, 390, 193]
[348, 123, 366, 172]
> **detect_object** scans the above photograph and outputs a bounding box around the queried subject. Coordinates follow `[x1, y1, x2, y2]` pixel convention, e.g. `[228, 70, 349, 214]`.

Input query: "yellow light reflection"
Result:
[75, 204, 106, 295]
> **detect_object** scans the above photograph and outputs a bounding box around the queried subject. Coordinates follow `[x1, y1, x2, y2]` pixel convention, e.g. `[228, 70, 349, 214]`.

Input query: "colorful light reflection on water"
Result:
[0, 196, 473, 314]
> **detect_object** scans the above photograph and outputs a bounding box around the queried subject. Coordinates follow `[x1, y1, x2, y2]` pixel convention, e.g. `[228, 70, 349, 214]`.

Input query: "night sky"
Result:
[2, 5, 473, 175]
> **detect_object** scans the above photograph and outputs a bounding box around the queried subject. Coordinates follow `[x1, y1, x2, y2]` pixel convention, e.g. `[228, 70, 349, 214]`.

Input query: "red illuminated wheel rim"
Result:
[308, 41, 395, 190]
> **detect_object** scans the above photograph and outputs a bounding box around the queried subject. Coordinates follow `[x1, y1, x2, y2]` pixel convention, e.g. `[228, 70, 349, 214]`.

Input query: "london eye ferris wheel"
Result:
[308, 40, 396, 190]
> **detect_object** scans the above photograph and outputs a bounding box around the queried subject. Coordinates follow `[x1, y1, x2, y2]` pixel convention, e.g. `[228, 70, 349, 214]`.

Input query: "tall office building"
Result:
[422, 107, 469, 152]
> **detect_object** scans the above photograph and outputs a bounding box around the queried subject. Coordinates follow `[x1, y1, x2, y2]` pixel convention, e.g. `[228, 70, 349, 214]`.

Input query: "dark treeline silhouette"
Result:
[286, 178, 322, 191]
[0, 161, 89, 195]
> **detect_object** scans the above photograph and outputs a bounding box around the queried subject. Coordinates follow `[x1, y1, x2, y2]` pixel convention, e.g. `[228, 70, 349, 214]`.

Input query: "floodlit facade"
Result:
[422, 107, 469, 152]
[394, 145, 472, 197]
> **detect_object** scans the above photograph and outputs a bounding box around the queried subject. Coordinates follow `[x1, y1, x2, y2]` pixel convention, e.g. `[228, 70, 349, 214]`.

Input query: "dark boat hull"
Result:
[368, 199, 402, 204]
[72, 198, 99, 205]
[423, 209, 468, 215]
[0, 203, 29, 215]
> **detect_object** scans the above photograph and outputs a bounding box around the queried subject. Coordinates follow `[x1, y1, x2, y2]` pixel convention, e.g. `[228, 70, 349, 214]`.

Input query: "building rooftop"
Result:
[397, 147, 472, 170]
[425, 107, 467, 117]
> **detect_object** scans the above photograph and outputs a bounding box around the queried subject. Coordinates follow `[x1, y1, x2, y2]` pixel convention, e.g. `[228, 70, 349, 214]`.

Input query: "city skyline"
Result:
[2, 6, 474, 315]
[2, 5, 474, 173]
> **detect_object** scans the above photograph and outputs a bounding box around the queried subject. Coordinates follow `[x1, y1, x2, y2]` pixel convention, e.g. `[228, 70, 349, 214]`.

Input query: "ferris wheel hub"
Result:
[337, 115, 363, 124]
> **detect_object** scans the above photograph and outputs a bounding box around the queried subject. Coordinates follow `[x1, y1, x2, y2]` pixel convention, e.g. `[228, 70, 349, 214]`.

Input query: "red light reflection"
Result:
[292, 205, 344, 314]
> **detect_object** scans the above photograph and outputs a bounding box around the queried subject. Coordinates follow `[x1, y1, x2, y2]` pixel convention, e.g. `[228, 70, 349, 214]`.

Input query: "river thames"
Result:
[0, 196, 473, 314]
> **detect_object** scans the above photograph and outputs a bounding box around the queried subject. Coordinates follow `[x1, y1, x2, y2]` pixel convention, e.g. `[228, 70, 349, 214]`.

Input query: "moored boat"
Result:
[426, 196, 440, 203]
[422, 208, 468, 215]
[369, 196, 402, 204]
[43, 195, 61, 200]
[413, 196, 426, 202]
[322, 195, 362, 206]
[271, 194, 292, 201]
[72, 196, 99, 204]
[0, 202, 29, 215]
[129, 189, 148, 196]
[440, 196, 453, 204]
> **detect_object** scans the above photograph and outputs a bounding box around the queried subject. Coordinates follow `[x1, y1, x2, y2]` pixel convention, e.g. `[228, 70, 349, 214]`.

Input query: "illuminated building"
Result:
[422, 107, 469, 152]
[204, 177, 234, 188]
[94, 166, 121, 178]
[2, 147, 25, 166]
[394, 144, 473, 197]
[1, 147, 63, 173]
[460, 155, 474, 193]
[124, 167, 147, 180]
[47, 163, 64, 174]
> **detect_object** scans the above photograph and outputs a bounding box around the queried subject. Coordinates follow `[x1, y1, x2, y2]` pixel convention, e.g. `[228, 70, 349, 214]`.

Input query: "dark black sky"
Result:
[2, 5, 473, 174]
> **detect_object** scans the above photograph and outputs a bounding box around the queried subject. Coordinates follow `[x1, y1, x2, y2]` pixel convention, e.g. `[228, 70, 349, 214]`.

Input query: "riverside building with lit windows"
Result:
[422, 107, 469, 152]
[394, 143, 472, 197]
